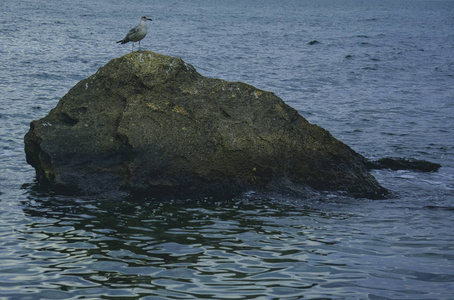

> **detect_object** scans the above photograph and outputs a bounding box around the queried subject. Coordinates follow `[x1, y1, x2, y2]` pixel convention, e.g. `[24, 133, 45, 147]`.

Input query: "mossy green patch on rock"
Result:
[24, 51, 388, 199]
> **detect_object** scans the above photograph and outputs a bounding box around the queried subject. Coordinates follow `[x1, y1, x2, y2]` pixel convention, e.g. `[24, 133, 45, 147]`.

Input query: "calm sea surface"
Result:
[1, 0, 453, 299]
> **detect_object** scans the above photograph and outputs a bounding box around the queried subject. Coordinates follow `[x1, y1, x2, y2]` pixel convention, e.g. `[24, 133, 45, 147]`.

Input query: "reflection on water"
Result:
[17, 193, 336, 299]
[0, 190, 449, 299]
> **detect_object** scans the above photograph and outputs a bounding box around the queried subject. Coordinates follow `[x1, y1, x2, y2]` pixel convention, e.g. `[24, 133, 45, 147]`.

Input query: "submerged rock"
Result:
[24, 51, 387, 199]
[367, 157, 441, 172]
[308, 40, 321, 45]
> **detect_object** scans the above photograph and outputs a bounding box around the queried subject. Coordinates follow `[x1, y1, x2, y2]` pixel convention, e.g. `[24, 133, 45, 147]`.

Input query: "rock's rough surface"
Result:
[24, 51, 388, 199]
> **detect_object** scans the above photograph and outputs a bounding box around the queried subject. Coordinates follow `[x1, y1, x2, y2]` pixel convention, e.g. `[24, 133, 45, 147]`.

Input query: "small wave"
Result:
[397, 173, 416, 180]
[362, 18, 378, 22]
[425, 205, 454, 212]
[362, 66, 377, 70]
[0, 150, 14, 158]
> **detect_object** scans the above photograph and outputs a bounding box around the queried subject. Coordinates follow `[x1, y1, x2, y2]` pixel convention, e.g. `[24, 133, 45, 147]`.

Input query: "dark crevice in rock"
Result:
[60, 111, 79, 126]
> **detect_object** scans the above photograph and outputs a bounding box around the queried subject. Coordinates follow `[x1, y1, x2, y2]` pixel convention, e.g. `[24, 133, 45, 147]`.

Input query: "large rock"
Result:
[24, 51, 388, 199]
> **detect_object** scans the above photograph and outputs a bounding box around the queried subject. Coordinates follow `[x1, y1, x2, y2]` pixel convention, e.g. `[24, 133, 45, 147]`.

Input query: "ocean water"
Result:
[1, 0, 453, 299]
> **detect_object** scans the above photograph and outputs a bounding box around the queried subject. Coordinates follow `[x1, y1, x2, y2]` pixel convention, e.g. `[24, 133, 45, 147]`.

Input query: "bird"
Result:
[117, 16, 153, 52]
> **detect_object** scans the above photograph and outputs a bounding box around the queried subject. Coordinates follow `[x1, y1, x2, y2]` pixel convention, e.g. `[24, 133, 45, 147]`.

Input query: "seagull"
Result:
[117, 16, 153, 52]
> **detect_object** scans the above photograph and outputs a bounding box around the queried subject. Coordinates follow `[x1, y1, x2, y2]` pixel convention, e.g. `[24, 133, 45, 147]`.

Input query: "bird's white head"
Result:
[141, 16, 152, 22]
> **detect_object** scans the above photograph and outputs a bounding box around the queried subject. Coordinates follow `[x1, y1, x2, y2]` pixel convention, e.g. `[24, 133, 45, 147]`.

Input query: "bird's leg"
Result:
[131, 43, 134, 52]
[139, 40, 141, 51]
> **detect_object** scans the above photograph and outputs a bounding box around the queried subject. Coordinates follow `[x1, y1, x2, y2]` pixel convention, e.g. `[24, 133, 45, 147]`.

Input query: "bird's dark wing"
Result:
[118, 25, 139, 43]
[126, 25, 140, 37]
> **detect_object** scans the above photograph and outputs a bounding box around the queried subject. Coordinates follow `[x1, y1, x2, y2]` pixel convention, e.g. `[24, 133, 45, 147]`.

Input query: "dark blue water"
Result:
[1, 0, 453, 299]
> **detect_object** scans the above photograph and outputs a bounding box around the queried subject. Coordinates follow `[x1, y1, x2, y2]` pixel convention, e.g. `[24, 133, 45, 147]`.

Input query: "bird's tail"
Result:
[116, 40, 127, 44]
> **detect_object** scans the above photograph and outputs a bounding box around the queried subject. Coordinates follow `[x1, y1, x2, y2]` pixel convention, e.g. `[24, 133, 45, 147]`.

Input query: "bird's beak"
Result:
[147, 17, 153, 21]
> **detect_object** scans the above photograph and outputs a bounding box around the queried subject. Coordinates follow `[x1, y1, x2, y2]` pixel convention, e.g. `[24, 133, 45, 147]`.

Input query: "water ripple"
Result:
[1, 0, 454, 298]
